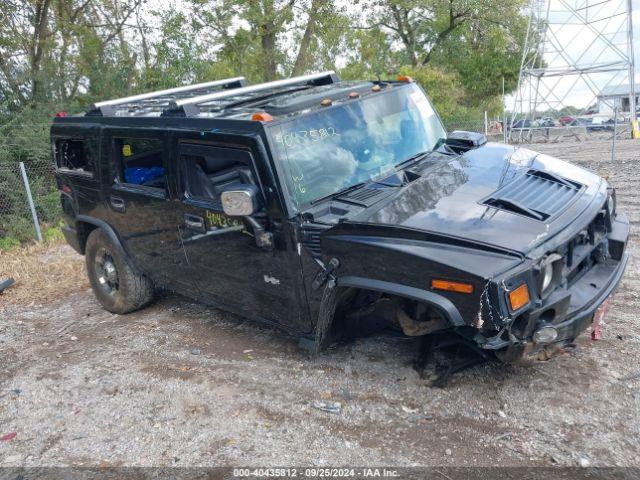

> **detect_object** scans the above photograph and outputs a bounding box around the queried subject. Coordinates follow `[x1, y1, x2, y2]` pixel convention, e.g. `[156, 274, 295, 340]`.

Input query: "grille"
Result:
[482, 170, 582, 221]
[564, 209, 608, 285]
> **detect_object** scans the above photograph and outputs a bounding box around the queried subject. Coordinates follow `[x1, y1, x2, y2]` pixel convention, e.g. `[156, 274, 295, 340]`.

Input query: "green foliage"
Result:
[399, 66, 464, 123]
[339, 28, 398, 80]
[1, 0, 531, 116]
[0, 235, 20, 251]
[0, 107, 57, 245]
[431, 17, 527, 114]
[0, 214, 36, 243]
[43, 225, 64, 243]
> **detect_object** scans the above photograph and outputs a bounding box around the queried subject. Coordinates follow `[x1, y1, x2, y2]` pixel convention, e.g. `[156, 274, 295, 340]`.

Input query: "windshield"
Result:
[266, 83, 447, 211]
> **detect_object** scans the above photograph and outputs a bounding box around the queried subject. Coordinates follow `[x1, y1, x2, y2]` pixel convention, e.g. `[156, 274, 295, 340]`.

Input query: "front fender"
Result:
[337, 276, 464, 326]
[319, 231, 518, 329]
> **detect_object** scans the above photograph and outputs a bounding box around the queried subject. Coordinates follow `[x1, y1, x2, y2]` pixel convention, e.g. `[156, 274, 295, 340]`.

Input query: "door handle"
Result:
[110, 196, 126, 212]
[184, 214, 205, 233]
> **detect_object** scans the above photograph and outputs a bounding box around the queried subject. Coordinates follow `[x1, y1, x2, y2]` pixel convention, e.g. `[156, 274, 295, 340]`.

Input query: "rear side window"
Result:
[113, 137, 165, 189]
[180, 144, 255, 205]
[54, 139, 95, 174]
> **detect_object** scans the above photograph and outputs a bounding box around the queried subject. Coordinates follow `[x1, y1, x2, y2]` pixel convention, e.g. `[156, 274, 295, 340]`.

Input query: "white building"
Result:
[597, 83, 639, 114]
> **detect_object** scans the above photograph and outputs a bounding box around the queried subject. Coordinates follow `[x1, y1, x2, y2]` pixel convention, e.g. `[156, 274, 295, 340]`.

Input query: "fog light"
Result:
[533, 325, 558, 344]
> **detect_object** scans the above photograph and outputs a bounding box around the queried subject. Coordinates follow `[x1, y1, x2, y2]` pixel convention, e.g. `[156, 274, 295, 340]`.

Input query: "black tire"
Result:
[85, 229, 154, 314]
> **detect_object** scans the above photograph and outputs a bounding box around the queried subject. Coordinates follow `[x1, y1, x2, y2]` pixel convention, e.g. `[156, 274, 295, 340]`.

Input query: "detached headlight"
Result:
[541, 262, 554, 292]
[538, 253, 562, 296]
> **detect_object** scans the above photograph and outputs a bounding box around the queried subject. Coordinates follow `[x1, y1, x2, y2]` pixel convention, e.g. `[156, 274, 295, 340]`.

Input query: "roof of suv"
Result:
[52, 72, 410, 129]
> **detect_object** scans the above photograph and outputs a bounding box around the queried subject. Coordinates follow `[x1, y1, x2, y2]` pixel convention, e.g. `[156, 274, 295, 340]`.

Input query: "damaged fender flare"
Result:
[313, 277, 338, 356]
[337, 276, 465, 327]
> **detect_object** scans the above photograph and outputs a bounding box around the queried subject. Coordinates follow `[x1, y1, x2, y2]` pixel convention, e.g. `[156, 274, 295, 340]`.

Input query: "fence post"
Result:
[503, 113, 508, 144]
[612, 106, 618, 163]
[19, 162, 43, 242]
[484, 111, 488, 136]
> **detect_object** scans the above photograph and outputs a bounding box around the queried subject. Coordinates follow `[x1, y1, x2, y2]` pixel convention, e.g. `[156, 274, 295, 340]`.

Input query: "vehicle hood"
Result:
[360, 143, 607, 256]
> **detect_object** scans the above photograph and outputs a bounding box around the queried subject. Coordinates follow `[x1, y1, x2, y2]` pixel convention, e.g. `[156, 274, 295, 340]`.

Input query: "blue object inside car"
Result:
[124, 167, 165, 185]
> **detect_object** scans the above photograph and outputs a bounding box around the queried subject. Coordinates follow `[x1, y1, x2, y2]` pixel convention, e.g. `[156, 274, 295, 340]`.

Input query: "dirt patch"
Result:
[0, 139, 638, 467]
[0, 240, 88, 307]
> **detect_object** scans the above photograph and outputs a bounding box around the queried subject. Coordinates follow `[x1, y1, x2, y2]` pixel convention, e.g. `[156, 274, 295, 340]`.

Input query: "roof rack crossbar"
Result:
[165, 71, 339, 117]
[88, 76, 247, 115]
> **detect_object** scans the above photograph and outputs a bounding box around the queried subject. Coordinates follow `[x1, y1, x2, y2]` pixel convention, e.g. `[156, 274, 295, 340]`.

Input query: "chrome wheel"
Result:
[95, 248, 119, 296]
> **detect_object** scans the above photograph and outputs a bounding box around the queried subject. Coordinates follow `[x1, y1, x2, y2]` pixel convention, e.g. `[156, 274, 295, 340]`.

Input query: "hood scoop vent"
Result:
[337, 186, 390, 207]
[482, 169, 583, 221]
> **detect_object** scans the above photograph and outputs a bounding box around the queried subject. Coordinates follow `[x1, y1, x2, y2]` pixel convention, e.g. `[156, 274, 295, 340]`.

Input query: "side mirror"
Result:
[445, 131, 487, 153]
[220, 184, 274, 250]
[221, 184, 259, 217]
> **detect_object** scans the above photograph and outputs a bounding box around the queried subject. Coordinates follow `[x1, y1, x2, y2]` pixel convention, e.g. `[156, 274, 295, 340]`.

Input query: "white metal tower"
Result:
[512, 0, 636, 125]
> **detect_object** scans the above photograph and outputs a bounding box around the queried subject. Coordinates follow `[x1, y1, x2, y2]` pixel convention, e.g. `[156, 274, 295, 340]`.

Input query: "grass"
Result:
[0, 233, 89, 308]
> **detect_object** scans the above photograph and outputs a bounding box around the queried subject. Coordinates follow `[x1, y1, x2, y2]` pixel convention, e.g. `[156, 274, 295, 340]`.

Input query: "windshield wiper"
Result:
[395, 143, 447, 170]
[310, 182, 367, 206]
[395, 150, 431, 170]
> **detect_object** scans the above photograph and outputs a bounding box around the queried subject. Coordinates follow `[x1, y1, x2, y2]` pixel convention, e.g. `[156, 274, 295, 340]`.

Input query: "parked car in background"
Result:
[534, 117, 555, 128]
[511, 119, 532, 129]
[559, 116, 576, 126]
[587, 117, 615, 132]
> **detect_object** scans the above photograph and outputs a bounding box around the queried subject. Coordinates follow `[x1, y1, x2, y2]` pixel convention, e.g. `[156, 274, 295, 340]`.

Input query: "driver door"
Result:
[173, 140, 310, 332]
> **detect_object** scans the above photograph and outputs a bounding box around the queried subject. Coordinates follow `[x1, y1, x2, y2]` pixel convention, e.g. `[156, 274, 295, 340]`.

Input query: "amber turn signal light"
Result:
[251, 112, 274, 122]
[508, 283, 530, 311]
[397, 75, 414, 83]
[431, 279, 474, 294]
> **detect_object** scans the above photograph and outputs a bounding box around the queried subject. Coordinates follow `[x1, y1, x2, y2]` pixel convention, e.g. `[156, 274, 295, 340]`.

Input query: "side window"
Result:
[54, 139, 95, 175]
[113, 137, 165, 190]
[180, 145, 255, 206]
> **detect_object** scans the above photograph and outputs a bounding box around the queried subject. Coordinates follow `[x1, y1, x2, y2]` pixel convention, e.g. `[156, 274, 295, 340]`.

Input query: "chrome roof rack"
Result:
[164, 71, 339, 117]
[87, 76, 247, 116]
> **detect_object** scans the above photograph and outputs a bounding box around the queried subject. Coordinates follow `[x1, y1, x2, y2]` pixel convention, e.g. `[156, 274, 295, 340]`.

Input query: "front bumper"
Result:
[547, 251, 628, 343]
[491, 213, 629, 360]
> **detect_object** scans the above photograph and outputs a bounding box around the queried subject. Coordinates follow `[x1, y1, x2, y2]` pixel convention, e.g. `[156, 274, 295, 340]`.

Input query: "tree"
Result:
[431, 12, 528, 109]
[0, 0, 142, 110]
[189, 0, 349, 82]
[367, 0, 527, 67]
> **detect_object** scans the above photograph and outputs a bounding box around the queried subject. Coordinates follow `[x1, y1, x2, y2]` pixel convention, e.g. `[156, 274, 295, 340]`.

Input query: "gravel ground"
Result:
[0, 139, 638, 468]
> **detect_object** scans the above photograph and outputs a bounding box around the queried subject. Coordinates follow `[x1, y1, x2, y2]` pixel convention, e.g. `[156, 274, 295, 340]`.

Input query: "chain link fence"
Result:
[0, 160, 60, 246]
[445, 115, 633, 145]
[0, 119, 60, 246]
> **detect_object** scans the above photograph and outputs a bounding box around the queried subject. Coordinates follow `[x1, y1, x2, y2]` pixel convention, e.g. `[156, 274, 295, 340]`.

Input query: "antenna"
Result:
[165, 71, 340, 117]
[87, 77, 247, 116]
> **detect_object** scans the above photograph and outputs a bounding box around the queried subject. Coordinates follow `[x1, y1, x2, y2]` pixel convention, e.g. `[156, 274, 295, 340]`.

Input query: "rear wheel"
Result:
[85, 229, 154, 314]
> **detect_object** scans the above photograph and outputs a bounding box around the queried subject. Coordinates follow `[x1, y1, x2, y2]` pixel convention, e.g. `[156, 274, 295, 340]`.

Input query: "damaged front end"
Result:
[475, 209, 629, 363]
[304, 192, 629, 364]
[436, 205, 628, 363]
[301, 220, 518, 357]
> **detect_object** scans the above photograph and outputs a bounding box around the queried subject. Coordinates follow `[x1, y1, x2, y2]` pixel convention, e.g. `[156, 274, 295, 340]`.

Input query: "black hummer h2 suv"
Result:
[53, 71, 629, 363]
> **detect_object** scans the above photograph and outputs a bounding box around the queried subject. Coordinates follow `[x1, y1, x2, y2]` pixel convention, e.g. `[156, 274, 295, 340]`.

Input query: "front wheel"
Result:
[85, 229, 154, 314]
